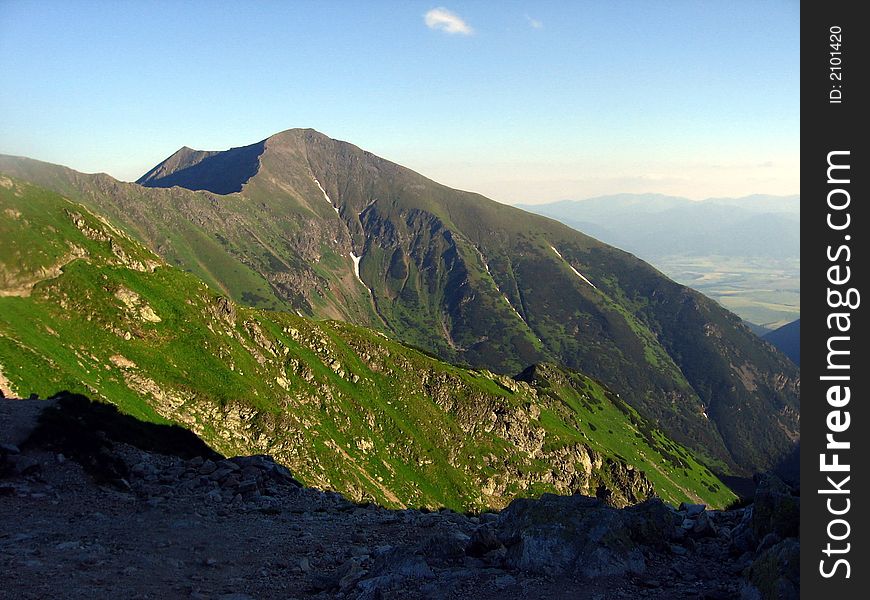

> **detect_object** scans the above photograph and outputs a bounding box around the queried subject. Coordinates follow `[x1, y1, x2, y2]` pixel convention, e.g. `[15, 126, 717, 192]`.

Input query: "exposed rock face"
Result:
[749, 475, 800, 541]
[730, 475, 800, 600]
[742, 537, 800, 600]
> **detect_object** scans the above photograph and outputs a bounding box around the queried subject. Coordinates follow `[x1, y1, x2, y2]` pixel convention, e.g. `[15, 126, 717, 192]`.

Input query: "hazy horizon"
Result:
[0, 1, 799, 204]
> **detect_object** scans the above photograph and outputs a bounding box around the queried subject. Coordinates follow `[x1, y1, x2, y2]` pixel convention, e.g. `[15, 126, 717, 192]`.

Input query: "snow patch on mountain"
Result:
[550, 245, 597, 289]
[313, 177, 340, 214]
[350, 252, 363, 283]
[503, 295, 524, 321]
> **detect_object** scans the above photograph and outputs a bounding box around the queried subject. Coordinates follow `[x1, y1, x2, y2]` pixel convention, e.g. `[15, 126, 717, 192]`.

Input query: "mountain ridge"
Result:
[0, 131, 800, 477]
[516, 193, 799, 260]
[0, 175, 734, 509]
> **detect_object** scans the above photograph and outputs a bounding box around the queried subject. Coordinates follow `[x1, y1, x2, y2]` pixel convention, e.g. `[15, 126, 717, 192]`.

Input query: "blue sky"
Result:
[0, 1, 799, 203]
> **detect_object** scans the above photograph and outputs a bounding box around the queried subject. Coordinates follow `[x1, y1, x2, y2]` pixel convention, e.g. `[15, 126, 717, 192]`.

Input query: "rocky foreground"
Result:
[0, 396, 799, 600]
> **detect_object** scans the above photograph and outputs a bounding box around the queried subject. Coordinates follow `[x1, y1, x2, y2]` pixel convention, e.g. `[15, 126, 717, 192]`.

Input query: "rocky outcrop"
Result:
[728, 475, 800, 600]
[495, 494, 665, 577]
[742, 538, 800, 600]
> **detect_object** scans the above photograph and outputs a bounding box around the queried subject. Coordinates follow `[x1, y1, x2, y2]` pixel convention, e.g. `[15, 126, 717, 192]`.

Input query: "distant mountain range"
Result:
[0, 130, 799, 483]
[517, 193, 799, 260]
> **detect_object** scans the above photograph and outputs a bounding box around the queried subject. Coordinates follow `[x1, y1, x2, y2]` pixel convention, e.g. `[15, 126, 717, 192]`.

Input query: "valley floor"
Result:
[651, 255, 800, 331]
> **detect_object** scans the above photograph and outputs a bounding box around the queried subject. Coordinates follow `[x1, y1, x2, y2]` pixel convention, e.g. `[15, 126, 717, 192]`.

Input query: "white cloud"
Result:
[526, 15, 543, 29]
[424, 7, 474, 35]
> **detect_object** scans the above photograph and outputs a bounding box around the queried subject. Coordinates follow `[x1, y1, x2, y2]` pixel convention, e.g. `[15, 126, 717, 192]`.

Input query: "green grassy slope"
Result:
[0, 176, 735, 509]
[0, 134, 799, 477]
[0, 155, 377, 325]
[257, 130, 799, 475]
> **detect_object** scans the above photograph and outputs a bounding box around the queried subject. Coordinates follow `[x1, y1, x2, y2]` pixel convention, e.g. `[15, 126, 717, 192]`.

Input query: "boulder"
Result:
[679, 502, 707, 517]
[495, 494, 667, 577]
[624, 498, 677, 547]
[730, 508, 756, 556]
[422, 528, 470, 565]
[691, 511, 718, 538]
[466, 524, 502, 557]
[198, 459, 217, 475]
[368, 546, 434, 580]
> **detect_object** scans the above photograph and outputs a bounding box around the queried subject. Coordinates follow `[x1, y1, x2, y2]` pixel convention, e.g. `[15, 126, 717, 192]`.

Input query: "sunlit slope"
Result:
[0, 177, 735, 509]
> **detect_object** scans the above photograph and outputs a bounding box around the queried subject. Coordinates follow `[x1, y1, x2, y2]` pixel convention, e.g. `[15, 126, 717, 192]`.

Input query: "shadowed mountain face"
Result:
[137, 141, 266, 194]
[0, 130, 800, 477]
[763, 319, 800, 366]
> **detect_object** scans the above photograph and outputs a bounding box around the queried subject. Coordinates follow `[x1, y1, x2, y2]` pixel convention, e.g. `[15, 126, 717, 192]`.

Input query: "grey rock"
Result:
[269, 463, 302, 486]
[8, 454, 41, 475]
[691, 512, 717, 537]
[730, 520, 756, 556]
[221, 474, 240, 488]
[466, 524, 502, 557]
[626, 498, 679, 547]
[679, 502, 706, 517]
[218, 459, 241, 472]
[422, 528, 470, 564]
[238, 479, 259, 495]
[0, 442, 21, 454]
[209, 467, 234, 482]
[198, 459, 217, 475]
[369, 546, 434, 580]
[336, 556, 368, 591]
[496, 494, 649, 577]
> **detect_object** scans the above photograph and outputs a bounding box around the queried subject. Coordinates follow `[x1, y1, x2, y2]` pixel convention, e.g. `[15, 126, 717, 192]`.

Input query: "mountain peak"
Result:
[267, 127, 325, 139]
